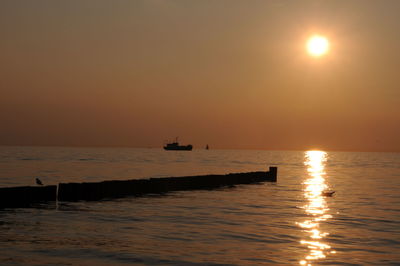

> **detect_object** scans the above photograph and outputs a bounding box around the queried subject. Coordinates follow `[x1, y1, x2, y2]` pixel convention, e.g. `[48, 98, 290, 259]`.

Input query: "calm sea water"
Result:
[0, 146, 399, 265]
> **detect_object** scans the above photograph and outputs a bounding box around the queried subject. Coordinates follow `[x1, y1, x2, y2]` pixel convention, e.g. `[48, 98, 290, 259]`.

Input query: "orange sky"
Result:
[0, 0, 399, 152]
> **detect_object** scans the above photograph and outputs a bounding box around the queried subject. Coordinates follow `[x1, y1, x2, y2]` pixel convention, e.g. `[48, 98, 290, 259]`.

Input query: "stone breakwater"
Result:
[0, 185, 57, 208]
[0, 167, 277, 208]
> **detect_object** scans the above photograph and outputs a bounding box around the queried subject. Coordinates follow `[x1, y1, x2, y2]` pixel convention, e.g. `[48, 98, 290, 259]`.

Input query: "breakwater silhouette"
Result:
[0, 166, 277, 208]
[0, 185, 57, 208]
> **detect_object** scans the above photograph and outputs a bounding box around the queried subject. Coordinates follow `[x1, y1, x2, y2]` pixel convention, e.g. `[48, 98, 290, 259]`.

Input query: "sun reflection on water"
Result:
[297, 151, 335, 265]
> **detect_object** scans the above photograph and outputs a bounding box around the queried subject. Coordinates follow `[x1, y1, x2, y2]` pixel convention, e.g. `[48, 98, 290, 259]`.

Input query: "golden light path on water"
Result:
[298, 151, 336, 265]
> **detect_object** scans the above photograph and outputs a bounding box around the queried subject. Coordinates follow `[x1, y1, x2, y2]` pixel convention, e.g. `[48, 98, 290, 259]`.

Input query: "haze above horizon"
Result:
[1, 0, 399, 152]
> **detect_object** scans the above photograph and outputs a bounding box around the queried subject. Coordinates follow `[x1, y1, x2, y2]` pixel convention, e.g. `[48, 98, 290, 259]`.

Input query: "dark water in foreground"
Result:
[0, 147, 399, 265]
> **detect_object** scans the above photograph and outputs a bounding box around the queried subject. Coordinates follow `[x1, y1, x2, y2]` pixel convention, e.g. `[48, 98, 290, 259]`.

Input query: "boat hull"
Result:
[164, 145, 192, 151]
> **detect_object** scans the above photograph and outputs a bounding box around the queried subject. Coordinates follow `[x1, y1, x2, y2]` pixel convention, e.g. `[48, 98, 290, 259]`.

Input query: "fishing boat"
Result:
[163, 138, 192, 151]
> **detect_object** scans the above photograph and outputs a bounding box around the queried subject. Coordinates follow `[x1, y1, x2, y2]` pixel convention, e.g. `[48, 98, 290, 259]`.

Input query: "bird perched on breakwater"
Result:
[36, 178, 43, 186]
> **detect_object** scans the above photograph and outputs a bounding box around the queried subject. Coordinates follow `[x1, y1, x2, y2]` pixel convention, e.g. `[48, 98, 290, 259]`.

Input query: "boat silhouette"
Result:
[164, 138, 192, 151]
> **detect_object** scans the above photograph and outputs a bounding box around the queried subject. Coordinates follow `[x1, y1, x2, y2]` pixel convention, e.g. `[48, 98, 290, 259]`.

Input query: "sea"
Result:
[0, 146, 399, 265]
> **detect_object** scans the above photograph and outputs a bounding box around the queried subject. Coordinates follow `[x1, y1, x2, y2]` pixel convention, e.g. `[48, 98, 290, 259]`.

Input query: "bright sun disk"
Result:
[307, 35, 329, 57]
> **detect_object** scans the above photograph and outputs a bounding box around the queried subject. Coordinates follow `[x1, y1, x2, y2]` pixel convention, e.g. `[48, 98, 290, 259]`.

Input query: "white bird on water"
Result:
[36, 178, 43, 186]
[321, 190, 335, 197]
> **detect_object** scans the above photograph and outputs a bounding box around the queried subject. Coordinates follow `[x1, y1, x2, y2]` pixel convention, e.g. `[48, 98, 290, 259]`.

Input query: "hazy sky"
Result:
[1, 0, 399, 152]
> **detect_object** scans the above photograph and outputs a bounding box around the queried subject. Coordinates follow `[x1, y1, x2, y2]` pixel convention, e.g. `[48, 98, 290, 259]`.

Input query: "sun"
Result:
[307, 35, 329, 57]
